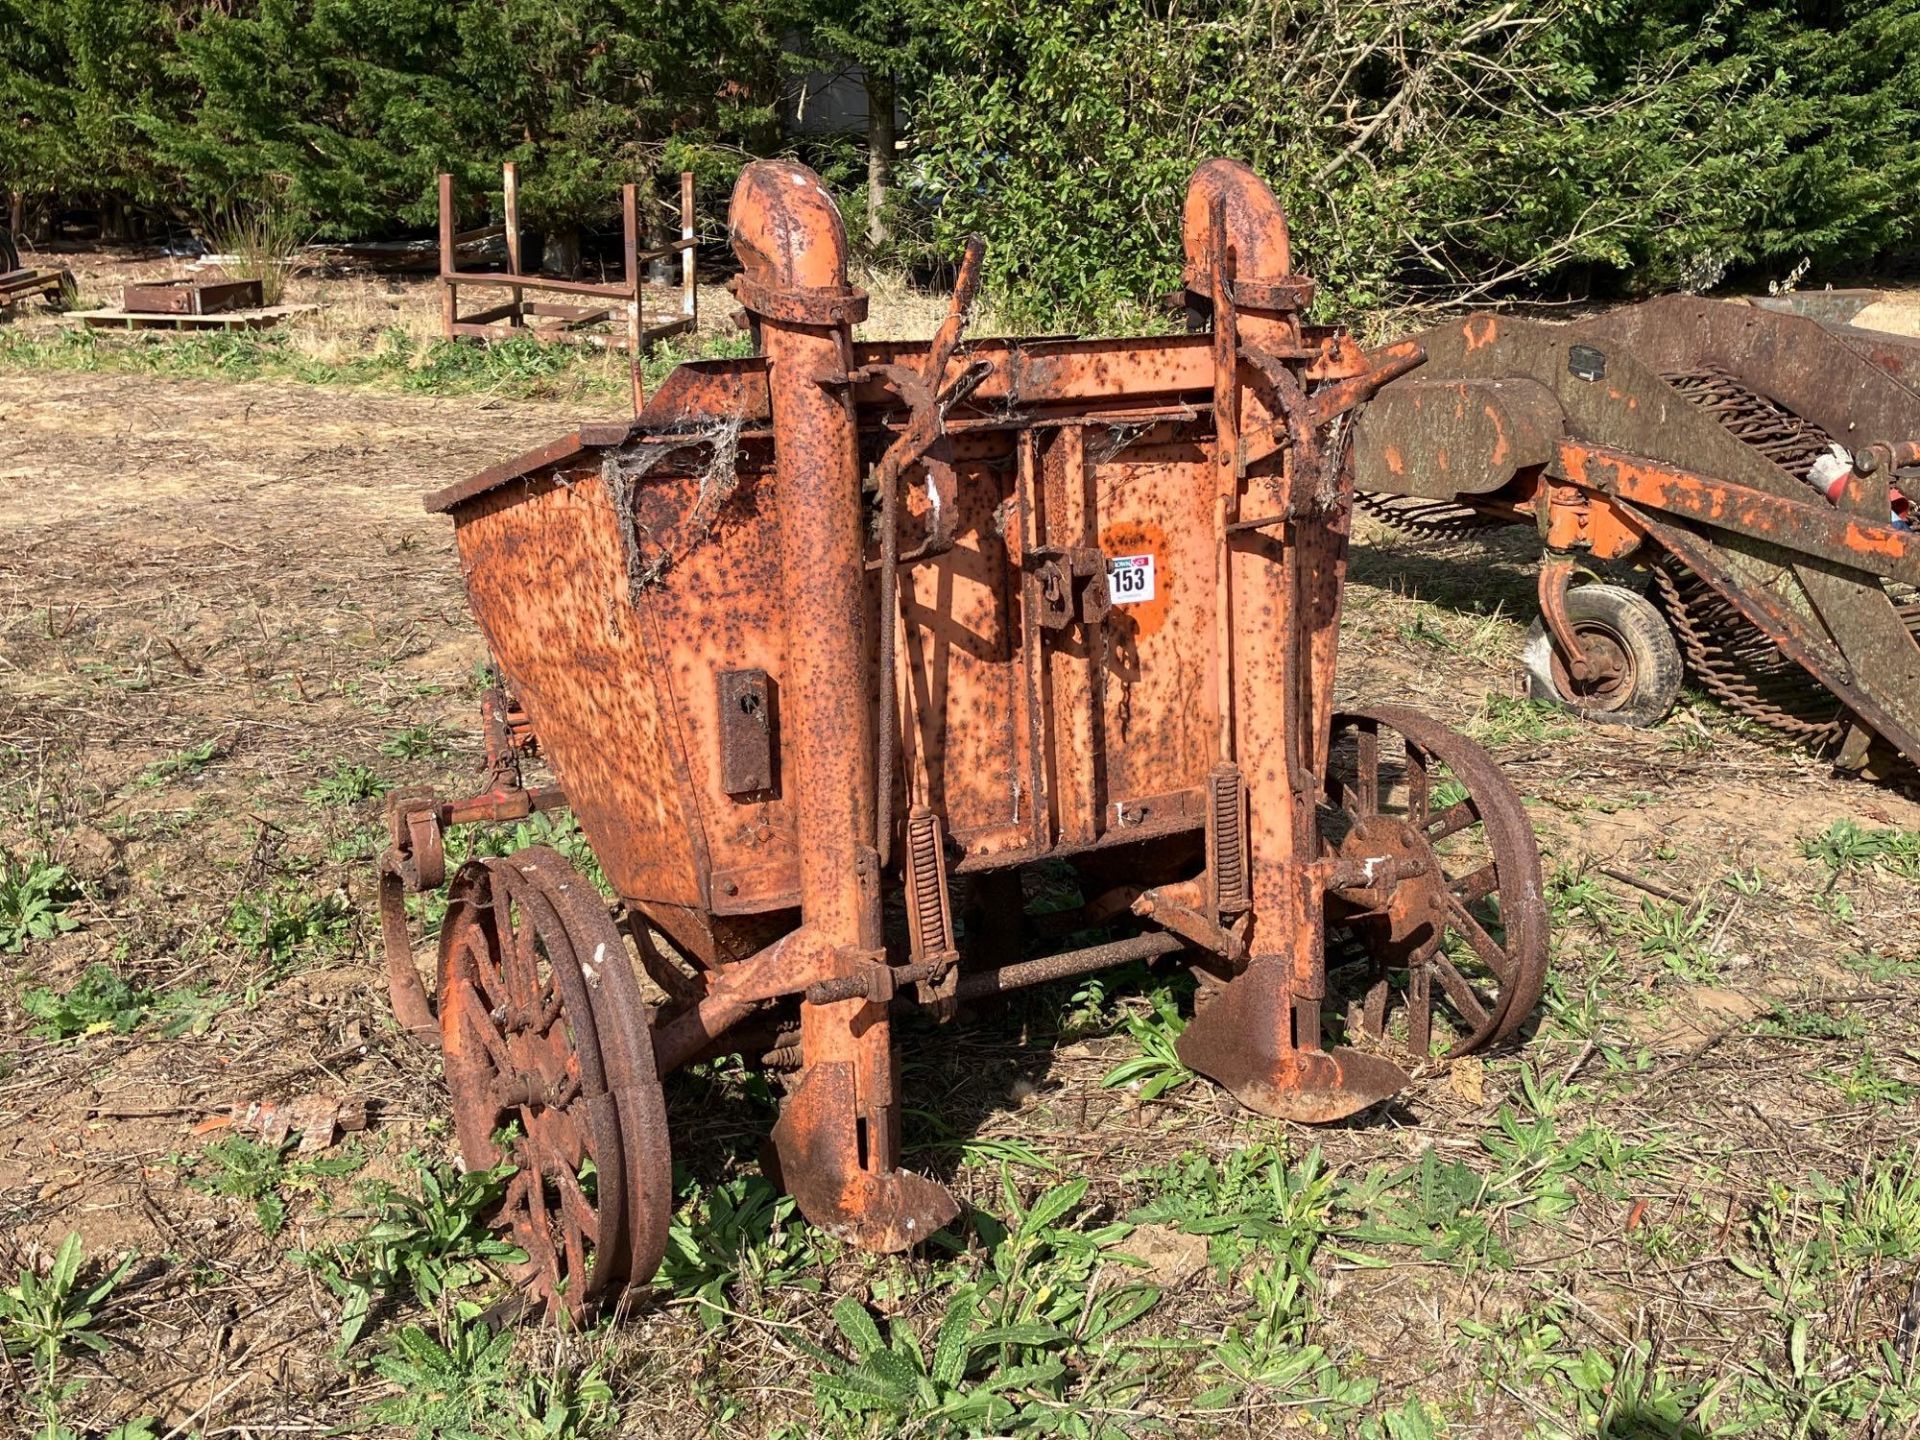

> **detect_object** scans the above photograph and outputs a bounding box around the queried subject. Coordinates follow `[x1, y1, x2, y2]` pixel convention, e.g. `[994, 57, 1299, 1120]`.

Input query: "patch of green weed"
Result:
[1800, 819, 1920, 879]
[296, 1161, 526, 1351]
[21, 965, 150, 1039]
[303, 763, 383, 805]
[187, 1136, 365, 1235]
[0, 854, 81, 952]
[659, 1175, 824, 1331]
[133, 739, 218, 788]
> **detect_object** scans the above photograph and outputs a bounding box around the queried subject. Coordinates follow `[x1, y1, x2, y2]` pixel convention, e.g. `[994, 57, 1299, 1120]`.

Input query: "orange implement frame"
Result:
[438, 164, 698, 412]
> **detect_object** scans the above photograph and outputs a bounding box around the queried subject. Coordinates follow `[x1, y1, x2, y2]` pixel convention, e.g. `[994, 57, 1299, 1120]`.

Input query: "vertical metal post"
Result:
[680, 170, 696, 322]
[437, 172, 456, 341]
[731, 160, 955, 1250]
[502, 162, 523, 329]
[623, 183, 643, 414]
[1171, 159, 1408, 1122]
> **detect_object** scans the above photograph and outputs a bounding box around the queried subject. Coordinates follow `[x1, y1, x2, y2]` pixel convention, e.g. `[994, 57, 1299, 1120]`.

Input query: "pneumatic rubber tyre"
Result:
[1522, 582, 1683, 728]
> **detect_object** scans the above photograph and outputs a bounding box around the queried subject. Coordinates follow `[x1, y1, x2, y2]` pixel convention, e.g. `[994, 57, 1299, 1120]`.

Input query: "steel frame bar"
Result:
[438, 165, 700, 411]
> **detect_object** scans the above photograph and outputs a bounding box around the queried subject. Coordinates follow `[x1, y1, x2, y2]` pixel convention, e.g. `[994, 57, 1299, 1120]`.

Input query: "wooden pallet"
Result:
[0, 266, 74, 311]
[69, 304, 318, 332]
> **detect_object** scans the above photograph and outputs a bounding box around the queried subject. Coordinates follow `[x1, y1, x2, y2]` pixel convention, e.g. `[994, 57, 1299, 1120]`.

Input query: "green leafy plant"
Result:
[807, 1290, 1074, 1432]
[187, 1136, 365, 1235]
[1343, 1149, 1513, 1271]
[297, 1161, 525, 1351]
[659, 1175, 822, 1331]
[303, 763, 383, 806]
[1101, 988, 1193, 1099]
[1800, 818, 1920, 878]
[134, 739, 218, 788]
[380, 725, 449, 760]
[1629, 897, 1718, 981]
[1, 1234, 134, 1377]
[1817, 1049, 1917, 1110]
[807, 1176, 1160, 1435]
[1135, 1144, 1338, 1277]
[21, 965, 150, 1040]
[1469, 695, 1577, 748]
[367, 1315, 516, 1435]
[0, 855, 81, 953]
[224, 884, 350, 974]
[1132, 1147, 1373, 1414]
[367, 1314, 617, 1440]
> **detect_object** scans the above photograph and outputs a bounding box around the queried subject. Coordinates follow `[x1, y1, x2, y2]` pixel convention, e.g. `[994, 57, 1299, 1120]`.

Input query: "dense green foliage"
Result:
[905, 0, 1920, 324]
[4, 0, 1920, 320]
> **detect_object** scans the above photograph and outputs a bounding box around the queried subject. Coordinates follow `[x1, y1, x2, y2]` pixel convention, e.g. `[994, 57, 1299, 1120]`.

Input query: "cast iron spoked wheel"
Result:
[1523, 583, 1684, 729]
[1322, 705, 1548, 1059]
[436, 846, 672, 1315]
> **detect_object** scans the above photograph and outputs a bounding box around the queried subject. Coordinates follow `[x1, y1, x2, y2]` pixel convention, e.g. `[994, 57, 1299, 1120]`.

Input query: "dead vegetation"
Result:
[2, 325, 1920, 1439]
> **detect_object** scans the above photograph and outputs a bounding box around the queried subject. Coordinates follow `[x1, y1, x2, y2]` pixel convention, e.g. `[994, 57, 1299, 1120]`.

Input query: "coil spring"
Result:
[906, 810, 951, 954]
[1209, 765, 1249, 913]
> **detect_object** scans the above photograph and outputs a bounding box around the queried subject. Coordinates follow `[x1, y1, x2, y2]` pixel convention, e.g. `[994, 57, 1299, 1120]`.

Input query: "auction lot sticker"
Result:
[1107, 553, 1156, 604]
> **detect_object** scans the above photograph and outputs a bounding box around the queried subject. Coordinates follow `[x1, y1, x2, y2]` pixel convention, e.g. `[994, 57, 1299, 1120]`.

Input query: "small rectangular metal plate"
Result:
[719, 668, 775, 795]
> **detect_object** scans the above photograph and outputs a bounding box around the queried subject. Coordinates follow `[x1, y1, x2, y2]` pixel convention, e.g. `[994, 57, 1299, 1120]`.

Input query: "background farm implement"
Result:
[1353, 297, 1920, 774]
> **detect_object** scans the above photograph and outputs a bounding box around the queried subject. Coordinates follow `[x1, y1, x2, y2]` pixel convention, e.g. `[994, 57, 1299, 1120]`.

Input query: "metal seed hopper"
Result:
[1352, 298, 1920, 773]
[376, 159, 1549, 1314]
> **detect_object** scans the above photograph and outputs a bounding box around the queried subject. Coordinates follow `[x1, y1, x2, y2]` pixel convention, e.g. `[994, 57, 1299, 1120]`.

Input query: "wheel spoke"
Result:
[1361, 975, 1389, 1038]
[1429, 953, 1492, 1032]
[516, 1166, 564, 1297]
[455, 981, 515, 1071]
[1405, 965, 1432, 1057]
[1425, 799, 1480, 843]
[1356, 722, 1380, 818]
[1445, 894, 1515, 987]
[510, 902, 543, 1023]
[1449, 861, 1499, 908]
[536, 977, 563, 1034]
[555, 1164, 601, 1247]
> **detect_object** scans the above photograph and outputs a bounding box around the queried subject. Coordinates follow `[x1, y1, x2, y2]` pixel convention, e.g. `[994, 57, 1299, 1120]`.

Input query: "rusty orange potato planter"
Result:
[375, 159, 1549, 1315]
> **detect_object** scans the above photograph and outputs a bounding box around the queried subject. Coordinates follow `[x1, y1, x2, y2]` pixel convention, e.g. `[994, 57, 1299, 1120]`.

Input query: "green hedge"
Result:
[4, 0, 1918, 323]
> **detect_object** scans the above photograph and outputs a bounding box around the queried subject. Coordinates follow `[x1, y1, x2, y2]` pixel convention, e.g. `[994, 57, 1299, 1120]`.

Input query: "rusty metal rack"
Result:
[1351, 297, 1920, 775]
[373, 158, 1550, 1317]
[439, 163, 698, 412]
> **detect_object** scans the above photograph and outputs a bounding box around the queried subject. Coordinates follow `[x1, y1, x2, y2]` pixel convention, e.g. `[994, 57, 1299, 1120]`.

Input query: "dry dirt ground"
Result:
[3, 306, 1920, 1440]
